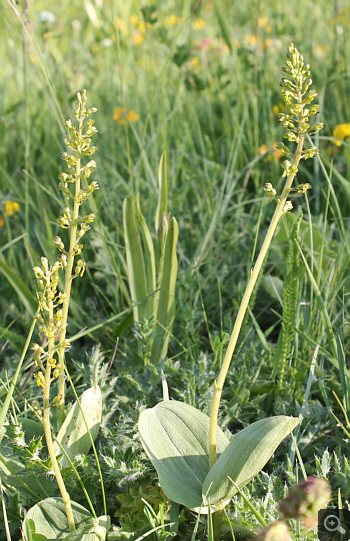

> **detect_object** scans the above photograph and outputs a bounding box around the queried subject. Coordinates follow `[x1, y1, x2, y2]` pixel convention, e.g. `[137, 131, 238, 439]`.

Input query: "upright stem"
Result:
[22, 0, 30, 236]
[32, 90, 98, 531]
[209, 132, 305, 468]
[43, 303, 75, 530]
[209, 131, 305, 540]
[57, 117, 83, 426]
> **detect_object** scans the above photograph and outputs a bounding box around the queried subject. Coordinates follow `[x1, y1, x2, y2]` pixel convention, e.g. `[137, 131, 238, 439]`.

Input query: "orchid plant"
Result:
[138, 43, 323, 540]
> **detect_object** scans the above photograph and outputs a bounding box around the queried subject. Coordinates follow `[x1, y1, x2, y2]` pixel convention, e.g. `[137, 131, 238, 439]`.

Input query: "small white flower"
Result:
[101, 38, 113, 48]
[40, 11, 56, 24]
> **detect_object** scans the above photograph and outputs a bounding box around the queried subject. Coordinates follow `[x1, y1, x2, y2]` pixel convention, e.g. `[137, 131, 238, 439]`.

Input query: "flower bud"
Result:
[281, 201, 293, 216]
[248, 521, 291, 541]
[54, 236, 65, 252]
[279, 477, 331, 529]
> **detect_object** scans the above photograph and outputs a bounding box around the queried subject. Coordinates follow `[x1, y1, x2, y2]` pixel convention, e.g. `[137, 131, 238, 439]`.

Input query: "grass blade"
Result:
[155, 151, 168, 234]
[0, 258, 37, 315]
[297, 241, 338, 359]
[123, 196, 148, 322]
[336, 334, 350, 415]
[150, 217, 179, 364]
[136, 194, 156, 319]
[212, 0, 233, 52]
[0, 318, 36, 430]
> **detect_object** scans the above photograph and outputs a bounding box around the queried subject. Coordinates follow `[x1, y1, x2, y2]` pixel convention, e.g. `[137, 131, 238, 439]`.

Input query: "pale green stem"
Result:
[209, 131, 305, 469]
[57, 116, 83, 426]
[43, 302, 75, 531]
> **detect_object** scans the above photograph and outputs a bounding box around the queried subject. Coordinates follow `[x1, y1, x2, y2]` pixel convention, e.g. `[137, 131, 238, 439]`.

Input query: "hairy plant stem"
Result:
[209, 104, 306, 540]
[43, 302, 75, 531]
[57, 117, 83, 427]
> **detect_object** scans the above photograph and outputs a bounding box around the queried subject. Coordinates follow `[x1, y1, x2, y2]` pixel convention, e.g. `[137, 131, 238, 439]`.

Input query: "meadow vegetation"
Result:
[0, 0, 350, 540]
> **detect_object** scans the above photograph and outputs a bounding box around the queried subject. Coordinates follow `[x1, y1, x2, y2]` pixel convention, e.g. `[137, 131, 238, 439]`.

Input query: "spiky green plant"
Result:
[277, 207, 303, 394]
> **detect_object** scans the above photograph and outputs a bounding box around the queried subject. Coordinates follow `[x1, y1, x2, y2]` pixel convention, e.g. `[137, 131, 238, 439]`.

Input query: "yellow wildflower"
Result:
[115, 18, 127, 34]
[259, 143, 283, 161]
[258, 16, 269, 28]
[130, 14, 139, 25]
[333, 123, 350, 146]
[192, 18, 206, 31]
[5, 200, 20, 216]
[29, 52, 39, 65]
[273, 105, 280, 116]
[314, 44, 329, 60]
[165, 15, 181, 27]
[138, 21, 146, 34]
[43, 32, 55, 43]
[248, 35, 258, 46]
[265, 24, 272, 33]
[112, 107, 139, 125]
[265, 38, 273, 48]
[127, 110, 139, 122]
[190, 57, 200, 67]
[132, 32, 144, 45]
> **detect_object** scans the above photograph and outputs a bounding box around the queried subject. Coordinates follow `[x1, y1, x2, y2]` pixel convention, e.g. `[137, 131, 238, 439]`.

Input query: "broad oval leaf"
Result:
[138, 400, 229, 512]
[22, 497, 93, 540]
[62, 516, 110, 541]
[202, 415, 299, 507]
[54, 386, 102, 467]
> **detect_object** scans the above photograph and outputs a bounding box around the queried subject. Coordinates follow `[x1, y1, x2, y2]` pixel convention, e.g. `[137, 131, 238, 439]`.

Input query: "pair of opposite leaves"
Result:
[139, 400, 298, 513]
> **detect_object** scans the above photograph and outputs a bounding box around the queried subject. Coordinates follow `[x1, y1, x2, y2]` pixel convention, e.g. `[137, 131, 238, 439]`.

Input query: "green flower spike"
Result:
[209, 42, 323, 475]
[31, 91, 98, 533]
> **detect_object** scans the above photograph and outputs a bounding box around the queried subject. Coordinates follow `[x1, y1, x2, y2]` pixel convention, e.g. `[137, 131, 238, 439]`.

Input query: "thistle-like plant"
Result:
[138, 43, 323, 540]
[30, 90, 99, 531]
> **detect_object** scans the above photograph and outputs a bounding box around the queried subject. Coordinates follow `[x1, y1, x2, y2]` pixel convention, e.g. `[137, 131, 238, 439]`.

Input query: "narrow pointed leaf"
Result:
[155, 152, 167, 234]
[213, 0, 233, 52]
[54, 386, 102, 467]
[297, 242, 338, 359]
[138, 400, 229, 512]
[0, 258, 37, 315]
[136, 194, 156, 318]
[150, 217, 178, 364]
[0, 319, 36, 431]
[203, 416, 299, 506]
[123, 196, 148, 322]
[337, 334, 350, 414]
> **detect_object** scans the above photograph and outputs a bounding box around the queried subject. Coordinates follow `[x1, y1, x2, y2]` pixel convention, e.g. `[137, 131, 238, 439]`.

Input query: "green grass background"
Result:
[1, 0, 350, 539]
